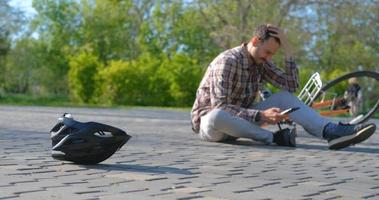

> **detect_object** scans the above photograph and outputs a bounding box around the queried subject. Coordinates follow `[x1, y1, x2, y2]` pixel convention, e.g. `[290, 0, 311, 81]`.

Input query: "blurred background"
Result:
[1, 0, 378, 107]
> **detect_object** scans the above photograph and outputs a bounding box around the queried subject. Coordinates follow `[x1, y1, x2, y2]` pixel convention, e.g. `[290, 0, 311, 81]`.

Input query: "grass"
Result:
[0, 93, 191, 112]
[0, 93, 73, 106]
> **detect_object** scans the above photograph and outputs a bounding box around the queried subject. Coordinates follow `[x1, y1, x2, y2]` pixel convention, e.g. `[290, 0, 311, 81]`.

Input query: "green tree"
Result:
[3, 0, 378, 107]
[4, 38, 46, 94]
[80, 0, 144, 63]
[295, 1, 379, 73]
[30, 0, 81, 94]
[0, 0, 25, 91]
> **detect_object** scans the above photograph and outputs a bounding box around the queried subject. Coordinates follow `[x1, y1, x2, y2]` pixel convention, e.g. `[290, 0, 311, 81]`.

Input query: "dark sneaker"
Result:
[273, 128, 296, 147]
[222, 135, 239, 142]
[326, 123, 376, 150]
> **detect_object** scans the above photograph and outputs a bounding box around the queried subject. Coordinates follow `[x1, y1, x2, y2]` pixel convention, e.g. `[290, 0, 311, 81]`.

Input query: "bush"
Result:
[68, 52, 103, 103]
[96, 53, 203, 106]
[159, 53, 203, 106]
[97, 60, 141, 105]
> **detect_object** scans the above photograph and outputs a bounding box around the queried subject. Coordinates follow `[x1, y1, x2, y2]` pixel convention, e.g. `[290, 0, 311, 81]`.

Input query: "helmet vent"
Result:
[94, 131, 113, 138]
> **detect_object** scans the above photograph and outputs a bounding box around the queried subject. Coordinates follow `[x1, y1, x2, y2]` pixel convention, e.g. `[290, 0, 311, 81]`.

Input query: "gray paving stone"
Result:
[0, 105, 378, 200]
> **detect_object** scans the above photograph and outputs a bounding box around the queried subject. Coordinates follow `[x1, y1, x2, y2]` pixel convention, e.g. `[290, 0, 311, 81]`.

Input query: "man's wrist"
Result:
[285, 56, 295, 63]
[255, 111, 262, 122]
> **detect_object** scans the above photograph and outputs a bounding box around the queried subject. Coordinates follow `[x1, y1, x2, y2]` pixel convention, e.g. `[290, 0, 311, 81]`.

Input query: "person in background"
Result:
[344, 77, 363, 117]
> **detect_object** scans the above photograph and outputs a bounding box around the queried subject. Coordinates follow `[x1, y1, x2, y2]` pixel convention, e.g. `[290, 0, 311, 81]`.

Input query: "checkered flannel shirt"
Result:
[191, 43, 299, 133]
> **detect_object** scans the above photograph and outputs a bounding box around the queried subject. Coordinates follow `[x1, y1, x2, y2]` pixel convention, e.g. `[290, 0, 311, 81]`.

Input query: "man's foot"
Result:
[273, 128, 296, 147]
[223, 135, 239, 142]
[324, 122, 376, 150]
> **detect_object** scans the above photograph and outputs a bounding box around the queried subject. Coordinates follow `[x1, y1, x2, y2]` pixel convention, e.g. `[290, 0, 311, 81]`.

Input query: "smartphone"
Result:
[280, 107, 300, 115]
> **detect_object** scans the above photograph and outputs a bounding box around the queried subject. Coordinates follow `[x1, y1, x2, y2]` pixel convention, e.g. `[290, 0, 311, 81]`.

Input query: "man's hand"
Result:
[266, 24, 293, 60]
[261, 107, 287, 124]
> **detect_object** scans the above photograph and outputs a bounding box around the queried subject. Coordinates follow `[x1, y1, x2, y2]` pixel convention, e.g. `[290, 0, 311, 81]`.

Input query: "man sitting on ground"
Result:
[191, 24, 376, 150]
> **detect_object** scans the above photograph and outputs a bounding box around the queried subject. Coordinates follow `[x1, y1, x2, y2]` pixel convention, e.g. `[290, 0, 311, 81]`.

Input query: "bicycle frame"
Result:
[310, 99, 350, 116]
[298, 72, 350, 117]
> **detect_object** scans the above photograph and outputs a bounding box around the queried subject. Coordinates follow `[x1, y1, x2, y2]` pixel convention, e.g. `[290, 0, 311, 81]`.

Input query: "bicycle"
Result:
[258, 70, 378, 147]
[299, 70, 379, 125]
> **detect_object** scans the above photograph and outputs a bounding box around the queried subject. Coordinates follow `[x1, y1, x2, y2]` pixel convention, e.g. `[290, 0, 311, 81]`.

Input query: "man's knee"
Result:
[273, 90, 302, 105]
[199, 108, 234, 141]
[276, 90, 296, 99]
[202, 108, 230, 129]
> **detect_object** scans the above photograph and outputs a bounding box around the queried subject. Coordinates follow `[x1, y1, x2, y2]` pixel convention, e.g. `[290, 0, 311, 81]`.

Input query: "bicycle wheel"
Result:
[310, 71, 379, 125]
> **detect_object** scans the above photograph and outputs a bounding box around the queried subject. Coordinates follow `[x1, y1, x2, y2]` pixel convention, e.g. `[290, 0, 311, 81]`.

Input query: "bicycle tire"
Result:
[311, 70, 379, 124]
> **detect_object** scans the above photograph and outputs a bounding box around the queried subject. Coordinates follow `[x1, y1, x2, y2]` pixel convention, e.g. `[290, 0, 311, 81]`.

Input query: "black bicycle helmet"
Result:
[50, 113, 131, 165]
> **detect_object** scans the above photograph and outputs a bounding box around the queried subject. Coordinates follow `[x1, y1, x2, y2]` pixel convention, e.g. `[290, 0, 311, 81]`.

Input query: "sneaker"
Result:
[223, 135, 239, 142]
[324, 122, 376, 150]
[273, 128, 296, 147]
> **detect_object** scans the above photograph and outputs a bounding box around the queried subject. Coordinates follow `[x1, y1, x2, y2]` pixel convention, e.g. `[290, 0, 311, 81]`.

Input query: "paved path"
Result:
[0, 105, 378, 200]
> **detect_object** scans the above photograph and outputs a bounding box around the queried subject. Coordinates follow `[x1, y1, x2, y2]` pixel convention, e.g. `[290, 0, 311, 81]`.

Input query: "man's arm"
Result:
[263, 25, 299, 92]
[262, 60, 299, 92]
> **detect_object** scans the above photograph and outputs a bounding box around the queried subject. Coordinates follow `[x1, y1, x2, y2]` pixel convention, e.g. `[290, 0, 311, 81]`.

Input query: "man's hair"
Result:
[253, 24, 281, 45]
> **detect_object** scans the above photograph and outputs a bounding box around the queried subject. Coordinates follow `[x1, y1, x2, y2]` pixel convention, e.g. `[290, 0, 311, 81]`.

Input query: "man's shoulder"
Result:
[222, 45, 244, 58]
[213, 45, 245, 64]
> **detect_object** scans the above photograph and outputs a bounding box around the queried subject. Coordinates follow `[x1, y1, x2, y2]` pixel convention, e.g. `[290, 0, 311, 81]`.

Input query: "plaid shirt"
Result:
[191, 43, 299, 133]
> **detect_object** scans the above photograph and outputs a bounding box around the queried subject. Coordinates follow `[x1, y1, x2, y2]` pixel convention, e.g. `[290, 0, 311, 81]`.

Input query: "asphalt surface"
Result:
[0, 105, 378, 200]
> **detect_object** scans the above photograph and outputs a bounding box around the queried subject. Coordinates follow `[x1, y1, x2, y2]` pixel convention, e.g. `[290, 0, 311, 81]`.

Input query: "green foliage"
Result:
[68, 51, 103, 103]
[4, 38, 38, 93]
[3, 38, 68, 96]
[138, 53, 173, 106]
[0, 92, 70, 106]
[0, 0, 25, 88]
[96, 60, 138, 105]
[96, 53, 202, 107]
[2, 0, 379, 108]
[158, 53, 203, 106]
[96, 54, 167, 106]
[320, 68, 348, 96]
[80, 0, 140, 62]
